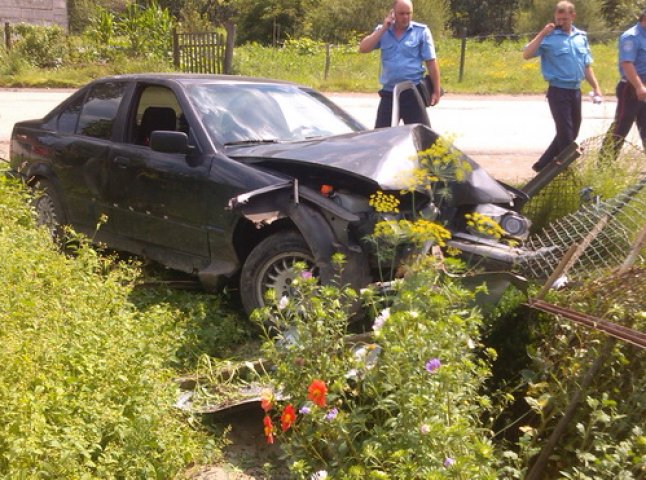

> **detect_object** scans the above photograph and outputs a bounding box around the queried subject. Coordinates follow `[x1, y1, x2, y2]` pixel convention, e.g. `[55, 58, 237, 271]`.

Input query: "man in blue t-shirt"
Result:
[523, 1, 602, 172]
[602, 9, 646, 160]
[359, 0, 441, 128]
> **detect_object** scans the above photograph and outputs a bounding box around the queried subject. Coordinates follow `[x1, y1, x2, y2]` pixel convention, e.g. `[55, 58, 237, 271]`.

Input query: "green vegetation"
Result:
[1, 4, 644, 475]
[0, 174, 253, 478]
[0, 32, 622, 94]
[254, 261, 499, 478]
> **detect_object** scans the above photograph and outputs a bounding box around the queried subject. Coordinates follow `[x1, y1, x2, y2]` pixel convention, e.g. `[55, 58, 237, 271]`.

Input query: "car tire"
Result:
[32, 179, 67, 240]
[240, 230, 317, 315]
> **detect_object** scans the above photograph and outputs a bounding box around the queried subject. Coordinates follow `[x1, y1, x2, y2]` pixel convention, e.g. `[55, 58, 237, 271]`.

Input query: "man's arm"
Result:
[584, 65, 602, 98]
[359, 11, 394, 53]
[359, 27, 386, 53]
[622, 61, 646, 101]
[523, 23, 554, 60]
[425, 59, 441, 106]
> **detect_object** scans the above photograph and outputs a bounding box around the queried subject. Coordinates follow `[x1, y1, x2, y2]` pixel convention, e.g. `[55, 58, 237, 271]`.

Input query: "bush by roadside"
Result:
[0, 22, 621, 95]
[0, 175, 251, 478]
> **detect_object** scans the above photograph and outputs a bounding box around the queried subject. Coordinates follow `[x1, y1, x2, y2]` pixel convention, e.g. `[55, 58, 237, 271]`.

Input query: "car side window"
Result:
[76, 82, 127, 140]
[132, 86, 188, 147]
[48, 95, 84, 134]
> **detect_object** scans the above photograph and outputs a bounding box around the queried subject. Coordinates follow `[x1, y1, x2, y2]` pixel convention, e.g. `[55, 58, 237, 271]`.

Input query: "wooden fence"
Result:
[172, 29, 225, 75]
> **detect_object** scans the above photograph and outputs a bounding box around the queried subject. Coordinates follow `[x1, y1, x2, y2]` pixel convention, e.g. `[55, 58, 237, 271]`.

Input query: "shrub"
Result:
[250, 134, 501, 476]
[500, 271, 646, 479]
[0, 176, 220, 478]
[11, 23, 68, 68]
[253, 259, 498, 478]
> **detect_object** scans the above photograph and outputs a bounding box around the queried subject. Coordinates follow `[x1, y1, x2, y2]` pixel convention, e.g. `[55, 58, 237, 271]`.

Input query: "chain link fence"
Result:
[518, 136, 646, 282]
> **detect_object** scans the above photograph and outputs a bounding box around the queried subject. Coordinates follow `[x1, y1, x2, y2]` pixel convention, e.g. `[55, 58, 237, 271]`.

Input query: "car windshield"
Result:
[185, 83, 361, 145]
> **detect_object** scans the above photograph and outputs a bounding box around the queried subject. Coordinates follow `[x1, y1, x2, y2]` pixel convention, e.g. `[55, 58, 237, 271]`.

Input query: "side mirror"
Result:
[149, 131, 192, 154]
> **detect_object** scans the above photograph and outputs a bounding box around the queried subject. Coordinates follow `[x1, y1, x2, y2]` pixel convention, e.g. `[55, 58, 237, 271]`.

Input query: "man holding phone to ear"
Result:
[523, 1, 602, 172]
[359, 0, 441, 128]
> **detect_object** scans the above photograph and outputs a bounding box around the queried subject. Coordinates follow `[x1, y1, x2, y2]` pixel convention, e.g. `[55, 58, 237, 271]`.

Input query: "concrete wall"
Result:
[0, 0, 68, 31]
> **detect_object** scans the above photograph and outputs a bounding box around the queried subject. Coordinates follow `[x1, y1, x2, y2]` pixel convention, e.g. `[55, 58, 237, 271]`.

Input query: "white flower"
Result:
[551, 275, 568, 290]
[373, 308, 390, 332]
[278, 296, 290, 310]
[467, 338, 476, 349]
[344, 368, 359, 380]
[311, 470, 328, 480]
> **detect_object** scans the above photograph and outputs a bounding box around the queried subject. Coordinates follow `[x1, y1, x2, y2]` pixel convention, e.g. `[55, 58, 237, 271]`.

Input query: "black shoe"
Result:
[532, 162, 544, 172]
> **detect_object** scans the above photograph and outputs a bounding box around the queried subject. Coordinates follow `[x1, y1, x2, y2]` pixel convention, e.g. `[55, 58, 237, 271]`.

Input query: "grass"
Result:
[0, 38, 622, 95]
[0, 173, 255, 478]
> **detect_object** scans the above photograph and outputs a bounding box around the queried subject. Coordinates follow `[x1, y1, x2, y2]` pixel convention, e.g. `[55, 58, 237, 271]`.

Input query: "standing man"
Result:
[601, 9, 646, 160]
[359, 0, 441, 128]
[523, 1, 602, 172]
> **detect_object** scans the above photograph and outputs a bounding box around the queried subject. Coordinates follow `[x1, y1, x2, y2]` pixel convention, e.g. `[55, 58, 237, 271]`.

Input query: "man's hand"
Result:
[540, 23, 556, 36]
[523, 23, 555, 60]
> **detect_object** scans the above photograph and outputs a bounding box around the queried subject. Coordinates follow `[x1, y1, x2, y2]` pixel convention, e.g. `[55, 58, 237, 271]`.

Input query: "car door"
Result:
[105, 84, 212, 271]
[48, 81, 129, 235]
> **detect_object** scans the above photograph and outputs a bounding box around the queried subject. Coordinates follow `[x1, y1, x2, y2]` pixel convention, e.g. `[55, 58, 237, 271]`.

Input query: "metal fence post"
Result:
[324, 43, 331, 80]
[459, 27, 467, 82]
[4, 22, 11, 51]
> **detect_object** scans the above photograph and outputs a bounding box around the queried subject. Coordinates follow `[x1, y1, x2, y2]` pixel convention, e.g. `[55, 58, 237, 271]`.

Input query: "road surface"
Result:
[0, 88, 629, 183]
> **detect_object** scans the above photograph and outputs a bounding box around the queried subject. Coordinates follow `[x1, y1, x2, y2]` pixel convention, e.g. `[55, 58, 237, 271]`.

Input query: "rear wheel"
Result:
[240, 231, 317, 314]
[32, 179, 67, 240]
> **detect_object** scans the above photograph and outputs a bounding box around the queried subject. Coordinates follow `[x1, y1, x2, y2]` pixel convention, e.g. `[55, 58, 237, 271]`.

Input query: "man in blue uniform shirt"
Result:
[523, 1, 602, 172]
[359, 0, 441, 128]
[602, 9, 646, 160]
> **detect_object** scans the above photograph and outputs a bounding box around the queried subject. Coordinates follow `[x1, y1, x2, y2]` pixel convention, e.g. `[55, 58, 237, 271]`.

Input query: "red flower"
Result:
[280, 404, 297, 432]
[260, 390, 273, 413]
[307, 379, 327, 407]
[263, 415, 274, 444]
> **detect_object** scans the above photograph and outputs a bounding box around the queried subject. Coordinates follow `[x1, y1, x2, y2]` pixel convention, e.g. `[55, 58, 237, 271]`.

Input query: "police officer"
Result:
[602, 9, 646, 160]
[523, 1, 602, 172]
[359, 0, 441, 128]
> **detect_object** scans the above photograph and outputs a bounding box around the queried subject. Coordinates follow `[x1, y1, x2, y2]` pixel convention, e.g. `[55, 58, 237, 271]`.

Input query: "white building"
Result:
[0, 0, 68, 31]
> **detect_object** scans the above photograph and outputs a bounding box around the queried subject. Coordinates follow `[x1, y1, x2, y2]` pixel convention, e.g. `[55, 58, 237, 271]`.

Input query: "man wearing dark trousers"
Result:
[523, 1, 602, 172]
[601, 9, 646, 160]
[359, 0, 441, 128]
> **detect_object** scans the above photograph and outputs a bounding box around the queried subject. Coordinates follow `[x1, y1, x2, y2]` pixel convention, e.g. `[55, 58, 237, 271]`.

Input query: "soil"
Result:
[185, 405, 290, 480]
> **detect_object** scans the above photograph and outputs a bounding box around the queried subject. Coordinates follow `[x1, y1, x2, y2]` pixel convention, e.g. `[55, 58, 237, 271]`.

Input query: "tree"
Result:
[515, 0, 607, 37]
[449, 0, 521, 36]
[601, 0, 643, 30]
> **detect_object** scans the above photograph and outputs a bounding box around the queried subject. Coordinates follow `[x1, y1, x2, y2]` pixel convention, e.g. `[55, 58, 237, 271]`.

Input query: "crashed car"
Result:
[9, 74, 533, 313]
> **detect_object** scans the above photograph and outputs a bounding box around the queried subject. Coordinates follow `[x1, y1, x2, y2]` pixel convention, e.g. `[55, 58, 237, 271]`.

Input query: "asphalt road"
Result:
[0, 88, 629, 182]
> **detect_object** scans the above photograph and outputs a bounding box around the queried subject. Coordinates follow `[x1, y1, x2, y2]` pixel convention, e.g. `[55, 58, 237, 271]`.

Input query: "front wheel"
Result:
[240, 231, 317, 314]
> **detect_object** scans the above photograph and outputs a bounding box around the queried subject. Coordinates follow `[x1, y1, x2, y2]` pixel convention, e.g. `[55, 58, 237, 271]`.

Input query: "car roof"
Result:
[90, 73, 307, 88]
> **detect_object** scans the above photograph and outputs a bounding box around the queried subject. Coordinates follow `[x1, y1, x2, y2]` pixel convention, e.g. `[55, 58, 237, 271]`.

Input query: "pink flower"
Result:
[425, 358, 441, 373]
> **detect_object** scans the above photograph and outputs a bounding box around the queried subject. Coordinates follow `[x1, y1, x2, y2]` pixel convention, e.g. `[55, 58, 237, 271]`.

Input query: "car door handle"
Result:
[113, 156, 131, 168]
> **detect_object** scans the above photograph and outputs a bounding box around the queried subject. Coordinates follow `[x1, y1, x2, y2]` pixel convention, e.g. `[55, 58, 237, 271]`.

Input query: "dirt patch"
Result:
[186, 405, 290, 480]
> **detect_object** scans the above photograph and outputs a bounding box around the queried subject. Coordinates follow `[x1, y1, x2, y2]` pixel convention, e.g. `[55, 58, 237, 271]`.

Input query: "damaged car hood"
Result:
[225, 124, 518, 205]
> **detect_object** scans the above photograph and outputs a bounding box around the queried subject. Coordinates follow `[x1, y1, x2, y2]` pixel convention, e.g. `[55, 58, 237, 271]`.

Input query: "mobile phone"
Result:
[390, 9, 395, 22]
